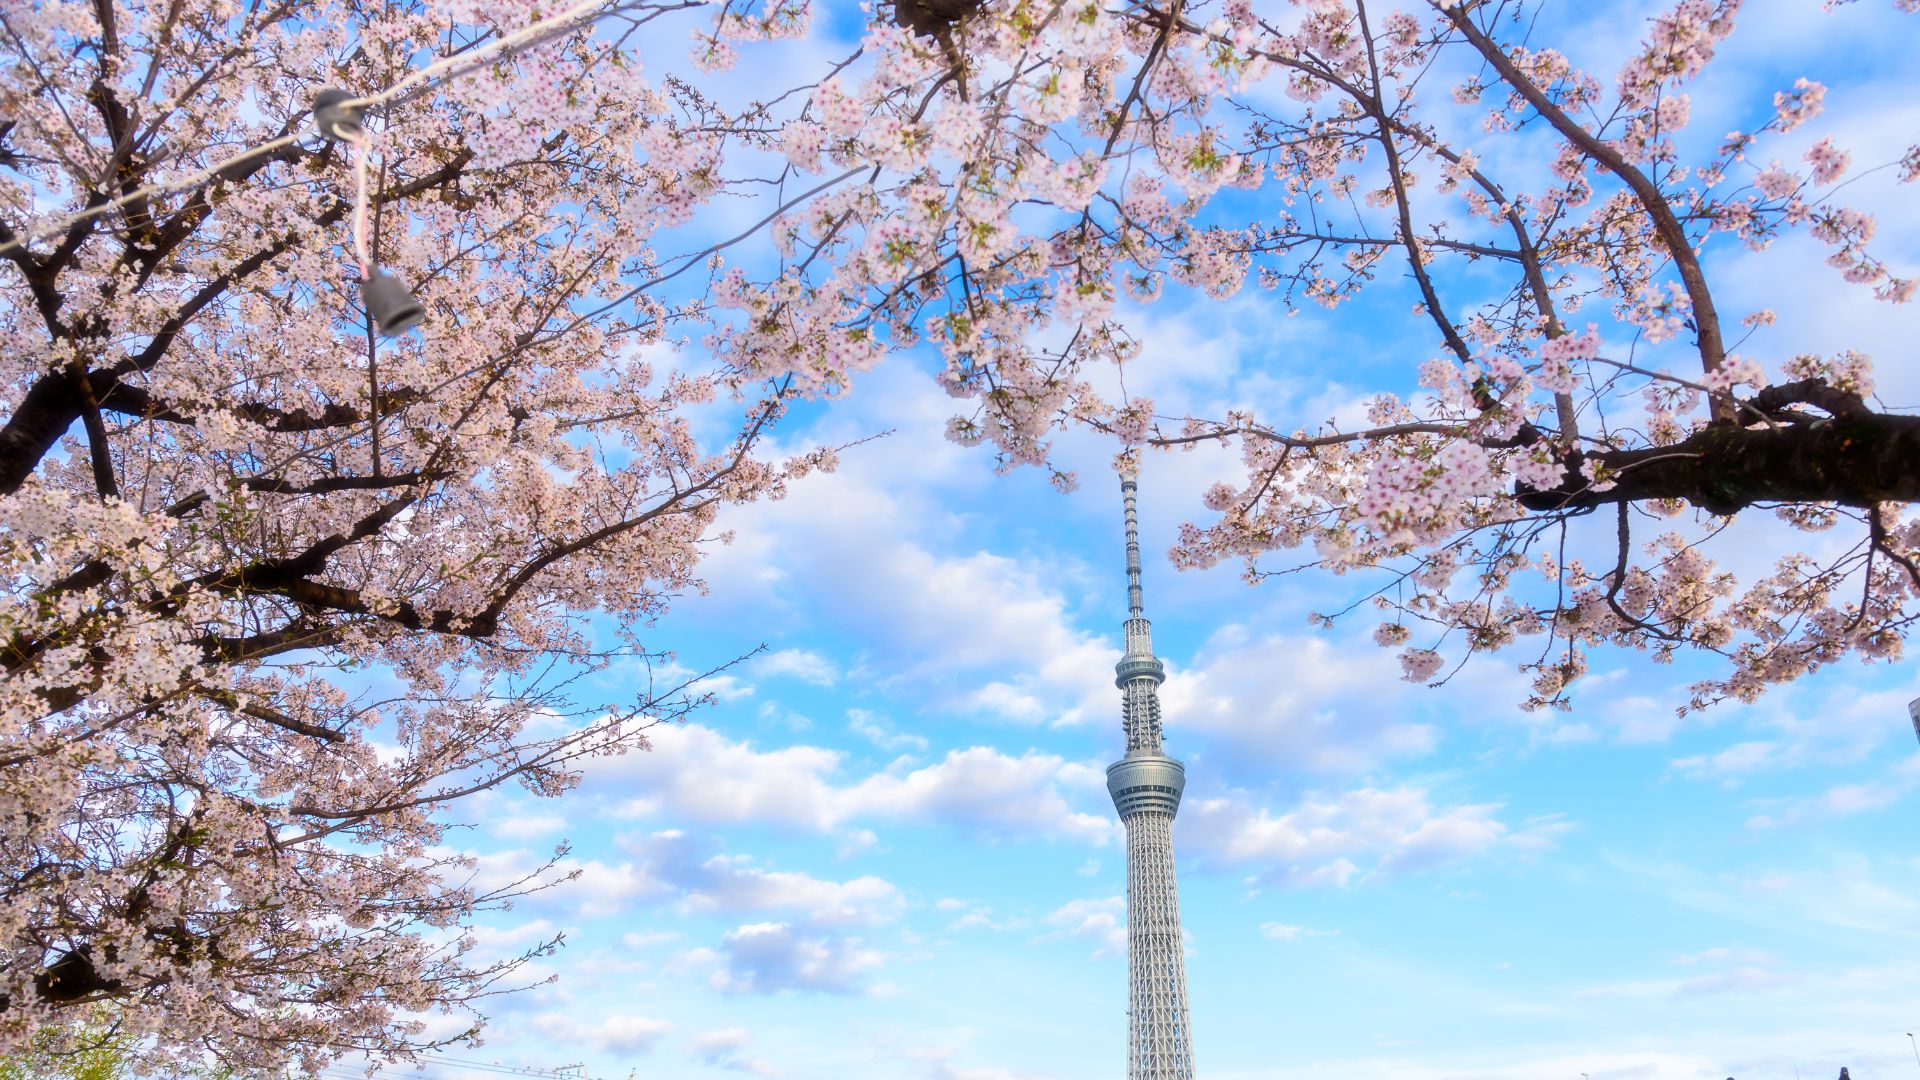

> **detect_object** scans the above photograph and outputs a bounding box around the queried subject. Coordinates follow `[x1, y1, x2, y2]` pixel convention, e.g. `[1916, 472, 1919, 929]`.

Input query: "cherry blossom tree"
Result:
[673, 0, 1919, 714]
[4, 0, 1918, 1071]
[0, 0, 829, 1071]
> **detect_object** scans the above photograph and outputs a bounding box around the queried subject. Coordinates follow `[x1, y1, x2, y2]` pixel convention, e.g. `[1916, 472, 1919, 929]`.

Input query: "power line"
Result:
[318, 1053, 584, 1080]
[426, 1055, 580, 1076]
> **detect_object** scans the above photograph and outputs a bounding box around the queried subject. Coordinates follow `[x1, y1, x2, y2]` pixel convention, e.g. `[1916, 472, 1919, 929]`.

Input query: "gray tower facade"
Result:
[1107, 474, 1196, 1080]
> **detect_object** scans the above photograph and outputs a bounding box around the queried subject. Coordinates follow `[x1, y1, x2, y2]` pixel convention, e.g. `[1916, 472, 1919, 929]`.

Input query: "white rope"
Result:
[0, 130, 307, 256]
[0, 0, 647, 257]
[340, 126, 375, 278]
[358, 0, 615, 112]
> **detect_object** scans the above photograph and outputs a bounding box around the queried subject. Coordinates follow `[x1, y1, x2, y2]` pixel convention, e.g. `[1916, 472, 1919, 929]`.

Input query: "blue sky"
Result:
[386, 370, 1919, 1079]
[331, 2, 1920, 1079]
[382, 349, 1920, 1079]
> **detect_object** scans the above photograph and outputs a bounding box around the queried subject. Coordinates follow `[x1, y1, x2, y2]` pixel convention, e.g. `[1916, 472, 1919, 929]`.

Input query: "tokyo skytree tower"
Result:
[1106, 473, 1196, 1080]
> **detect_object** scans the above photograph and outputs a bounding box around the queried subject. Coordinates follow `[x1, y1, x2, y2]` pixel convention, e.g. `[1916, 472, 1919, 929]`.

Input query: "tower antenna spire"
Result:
[1123, 472, 1145, 620]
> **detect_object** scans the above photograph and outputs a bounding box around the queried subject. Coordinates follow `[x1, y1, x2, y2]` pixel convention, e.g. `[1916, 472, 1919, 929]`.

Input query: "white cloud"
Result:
[962, 682, 1051, 723]
[461, 917, 565, 969]
[1241, 1046, 1813, 1080]
[942, 901, 1028, 933]
[491, 812, 568, 840]
[933, 1065, 1055, 1080]
[568, 860, 671, 918]
[1536, 721, 1600, 746]
[905, 1044, 1060, 1080]
[1666, 685, 1917, 789]
[693, 672, 757, 703]
[707, 921, 885, 995]
[1160, 627, 1439, 777]
[464, 848, 667, 919]
[1603, 849, 1920, 942]
[847, 708, 930, 753]
[1742, 754, 1920, 829]
[836, 828, 881, 859]
[664, 945, 723, 976]
[1671, 740, 1779, 782]
[591, 724, 1112, 843]
[682, 373, 1120, 728]
[512, 834, 907, 1000]
[844, 544, 1117, 725]
[1592, 692, 1689, 745]
[752, 648, 839, 686]
[531, 1012, 675, 1054]
[685, 859, 904, 926]
[1568, 941, 1804, 1000]
[614, 830, 905, 926]
[692, 1028, 751, 1056]
[1575, 968, 1801, 1000]
[596, 723, 846, 826]
[753, 700, 814, 731]
[1672, 967, 1801, 996]
[691, 1027, 779, 1076]
[1180, 785, 1559, 886]
[1044, 896, 1126, 959]
[464, 829, 910, 926]
[847, 747, 1114, 844]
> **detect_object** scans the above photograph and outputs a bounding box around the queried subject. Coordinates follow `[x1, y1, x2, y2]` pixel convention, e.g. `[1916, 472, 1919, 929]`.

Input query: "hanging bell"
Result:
[362, 268, 425, 337]
[312, 88, 365, 142]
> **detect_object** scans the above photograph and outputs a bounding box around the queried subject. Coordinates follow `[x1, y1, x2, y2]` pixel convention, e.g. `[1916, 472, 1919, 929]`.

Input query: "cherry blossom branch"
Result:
[1357, 0, 1473, 367]
[1149, 419, 1467, 450]
[1436, 1, 1731, 397]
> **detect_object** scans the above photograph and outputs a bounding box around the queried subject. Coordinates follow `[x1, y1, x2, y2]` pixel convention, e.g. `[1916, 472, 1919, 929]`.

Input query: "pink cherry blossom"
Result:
[1804, 136, 1851, 184]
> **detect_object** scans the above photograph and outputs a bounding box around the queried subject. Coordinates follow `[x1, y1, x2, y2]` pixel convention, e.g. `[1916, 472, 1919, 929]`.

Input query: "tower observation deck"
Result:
[1106, 473, 1196, 1080]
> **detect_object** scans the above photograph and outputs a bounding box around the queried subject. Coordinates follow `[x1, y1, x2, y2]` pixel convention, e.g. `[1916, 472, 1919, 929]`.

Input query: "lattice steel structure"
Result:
[1106, 474, 1196, 1080]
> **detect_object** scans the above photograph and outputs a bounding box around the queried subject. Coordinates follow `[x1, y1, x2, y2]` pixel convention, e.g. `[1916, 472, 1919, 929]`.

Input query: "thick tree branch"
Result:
[1519, 409, 1920, 514]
